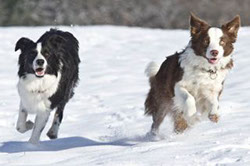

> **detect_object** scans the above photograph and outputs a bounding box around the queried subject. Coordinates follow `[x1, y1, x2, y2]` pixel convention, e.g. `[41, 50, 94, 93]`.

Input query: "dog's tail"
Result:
[145, 61, 160, 78]
[144, 62, 160, 116]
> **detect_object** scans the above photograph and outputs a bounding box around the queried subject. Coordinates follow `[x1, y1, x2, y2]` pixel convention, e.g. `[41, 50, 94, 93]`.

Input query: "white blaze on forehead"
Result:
[33, 42, 47, 69]
[36, 43, 43, 59]
[208, 27, 223, 47]
[206, 27, 224, 59]
[37, 42, 42, 51]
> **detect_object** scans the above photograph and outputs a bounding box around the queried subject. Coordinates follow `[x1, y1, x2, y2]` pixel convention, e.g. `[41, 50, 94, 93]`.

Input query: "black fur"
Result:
[37, 29, 80, 109]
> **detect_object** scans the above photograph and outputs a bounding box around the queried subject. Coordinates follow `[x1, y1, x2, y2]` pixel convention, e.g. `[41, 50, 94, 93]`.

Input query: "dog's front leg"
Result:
[207, 95, 220, 123]
[29, 111, 50, 144]
[174, 84, 197, 117]
[16, 104, 34, 133]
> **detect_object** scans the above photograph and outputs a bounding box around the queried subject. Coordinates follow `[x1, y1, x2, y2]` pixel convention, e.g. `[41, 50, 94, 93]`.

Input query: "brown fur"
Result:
[221, 16, 240, 57]
[190, 13, 210, 58]
[145, 52, 184, 134]
[222, 16, 241, 43]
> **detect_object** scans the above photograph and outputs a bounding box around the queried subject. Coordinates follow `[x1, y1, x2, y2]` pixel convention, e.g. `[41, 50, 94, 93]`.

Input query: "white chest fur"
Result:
[173, 48, 231, 117]
[17, 73, 61, 113]
[178, 64, 228, 101]
[179, 48, 230, 98]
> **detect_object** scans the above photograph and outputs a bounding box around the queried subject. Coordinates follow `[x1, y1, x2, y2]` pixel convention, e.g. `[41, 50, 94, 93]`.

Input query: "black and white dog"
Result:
[15, 29, 80, 144]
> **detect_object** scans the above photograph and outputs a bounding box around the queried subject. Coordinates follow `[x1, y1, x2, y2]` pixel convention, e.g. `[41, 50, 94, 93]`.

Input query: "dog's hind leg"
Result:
[16, 105, 34, 133]
[150, 107, 168, 136]
[29, 111, 50, 144]
[47, 103, 66, 139]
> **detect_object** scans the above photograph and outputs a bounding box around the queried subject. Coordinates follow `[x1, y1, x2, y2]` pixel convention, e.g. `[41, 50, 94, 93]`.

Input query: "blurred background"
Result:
[0, 0, 248, 29]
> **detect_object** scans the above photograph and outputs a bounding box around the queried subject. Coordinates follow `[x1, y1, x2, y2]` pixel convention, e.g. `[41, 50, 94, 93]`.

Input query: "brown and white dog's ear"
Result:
[15, 37, 35, 52]
[190, 12, 209, 36]
[222, 15, 241, 42]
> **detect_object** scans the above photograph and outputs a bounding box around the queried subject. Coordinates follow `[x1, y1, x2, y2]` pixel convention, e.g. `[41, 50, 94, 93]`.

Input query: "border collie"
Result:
[15, 29, 80, 144]
[145, 13, 240, 136]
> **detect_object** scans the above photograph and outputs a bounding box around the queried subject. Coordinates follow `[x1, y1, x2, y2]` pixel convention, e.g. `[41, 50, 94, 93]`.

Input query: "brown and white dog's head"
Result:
[190, 13, 240, 65]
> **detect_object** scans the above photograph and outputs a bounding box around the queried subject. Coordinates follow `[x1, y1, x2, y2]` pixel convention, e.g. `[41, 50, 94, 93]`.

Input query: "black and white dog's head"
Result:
[15, 34, 65, 78]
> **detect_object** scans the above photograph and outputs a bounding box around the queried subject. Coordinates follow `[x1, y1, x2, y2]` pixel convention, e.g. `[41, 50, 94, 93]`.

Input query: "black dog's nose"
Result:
[36, 59, 45, 66]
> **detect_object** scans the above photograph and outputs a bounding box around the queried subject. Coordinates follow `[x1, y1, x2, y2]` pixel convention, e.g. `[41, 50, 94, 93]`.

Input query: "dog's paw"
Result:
[16, 121, 34, 133]
[174, 121, 188, 134]
[47, 130, 58, 139]
[16, 123, 28, 133]
[16, 126, 26, 133]
[26, 120, 34, 130]
[208, 114, 219, 123]
[145, 131, 164, 141]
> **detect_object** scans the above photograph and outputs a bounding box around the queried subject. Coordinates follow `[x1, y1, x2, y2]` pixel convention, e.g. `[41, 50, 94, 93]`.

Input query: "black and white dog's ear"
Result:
[15, 37, 35, 52]
[48, 35, 66, 50]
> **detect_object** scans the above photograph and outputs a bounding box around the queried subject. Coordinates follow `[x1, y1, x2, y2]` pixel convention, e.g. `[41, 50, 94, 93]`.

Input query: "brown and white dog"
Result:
[145, 13, 240, 136]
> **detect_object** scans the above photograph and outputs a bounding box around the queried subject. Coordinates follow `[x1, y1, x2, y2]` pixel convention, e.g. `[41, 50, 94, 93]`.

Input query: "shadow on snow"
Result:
[0, 136, 135, 153]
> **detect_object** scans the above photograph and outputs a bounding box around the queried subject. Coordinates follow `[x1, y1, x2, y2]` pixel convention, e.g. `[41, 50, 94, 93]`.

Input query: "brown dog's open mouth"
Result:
[35, 68, 45, 77]
[208, 58, 218, 64]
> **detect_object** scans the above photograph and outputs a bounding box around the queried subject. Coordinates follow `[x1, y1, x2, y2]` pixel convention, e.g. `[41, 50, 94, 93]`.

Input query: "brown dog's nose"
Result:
[210, 50, 219, 57]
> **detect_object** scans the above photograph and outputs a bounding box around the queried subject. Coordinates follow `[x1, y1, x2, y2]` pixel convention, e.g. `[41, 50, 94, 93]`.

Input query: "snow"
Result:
[0, 26, 250, 165]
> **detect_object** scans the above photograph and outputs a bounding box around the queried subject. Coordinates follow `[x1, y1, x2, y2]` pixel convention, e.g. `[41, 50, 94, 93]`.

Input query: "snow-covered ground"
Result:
[0, 26, 250, 166]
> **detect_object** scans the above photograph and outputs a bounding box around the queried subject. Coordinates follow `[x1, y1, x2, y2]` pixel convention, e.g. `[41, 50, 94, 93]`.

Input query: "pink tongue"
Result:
[36, 71, 44, 76]
[209, 59, 217, 64]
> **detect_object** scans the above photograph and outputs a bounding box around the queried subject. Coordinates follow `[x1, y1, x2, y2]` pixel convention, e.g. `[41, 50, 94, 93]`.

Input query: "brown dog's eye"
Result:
[220, 40, 225, 46]
[204, 39, 209, 45]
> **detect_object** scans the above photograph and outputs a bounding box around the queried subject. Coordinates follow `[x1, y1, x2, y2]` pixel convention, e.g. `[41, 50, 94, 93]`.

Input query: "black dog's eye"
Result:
[29, 51, 37, 57]
[43, 52, 50, 58]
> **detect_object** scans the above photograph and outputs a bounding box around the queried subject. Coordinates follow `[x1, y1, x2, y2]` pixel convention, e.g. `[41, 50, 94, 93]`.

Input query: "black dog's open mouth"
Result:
[35, 68, 45, 77]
